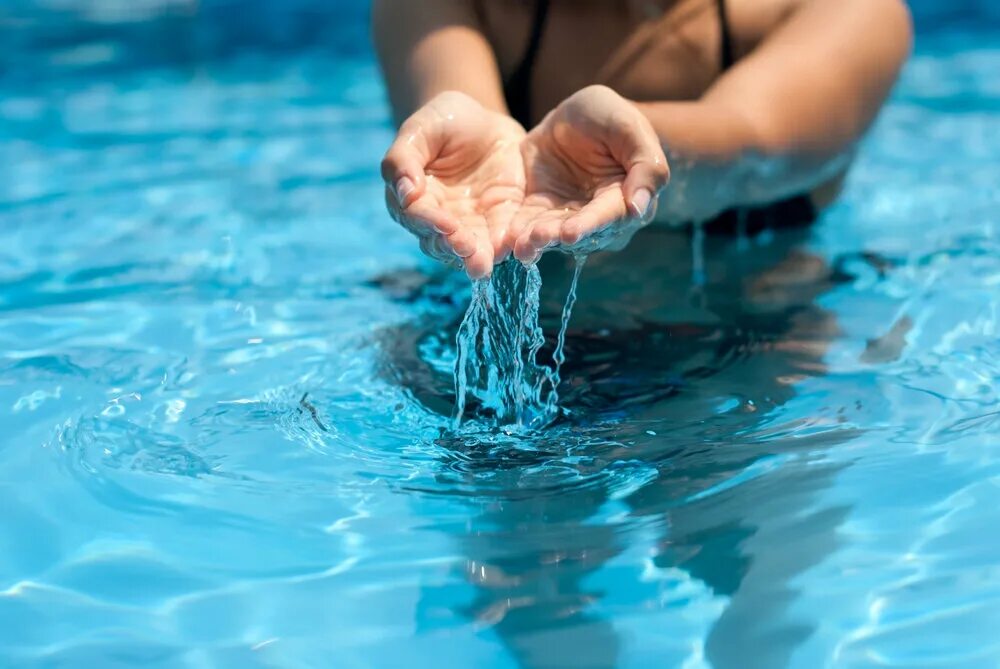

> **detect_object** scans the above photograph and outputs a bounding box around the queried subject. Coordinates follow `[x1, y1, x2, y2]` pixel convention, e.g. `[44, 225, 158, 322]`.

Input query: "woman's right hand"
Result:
[381, 92, 527, 278]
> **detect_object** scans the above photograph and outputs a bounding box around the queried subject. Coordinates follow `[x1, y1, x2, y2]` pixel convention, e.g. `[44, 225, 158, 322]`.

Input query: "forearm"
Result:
[372, 0, 508, 125]
[636, 0, 911, 223]
[635, 99, 853, 223]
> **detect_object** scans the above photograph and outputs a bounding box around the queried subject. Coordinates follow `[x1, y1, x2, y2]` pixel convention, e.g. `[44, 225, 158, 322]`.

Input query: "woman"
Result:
[374, 0, 912, 278]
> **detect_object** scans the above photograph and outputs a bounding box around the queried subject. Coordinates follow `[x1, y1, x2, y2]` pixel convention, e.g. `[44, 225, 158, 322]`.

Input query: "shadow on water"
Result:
[376, 222, 862, 669]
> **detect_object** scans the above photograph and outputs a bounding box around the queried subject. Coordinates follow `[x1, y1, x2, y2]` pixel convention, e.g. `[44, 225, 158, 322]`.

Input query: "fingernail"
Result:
[630, 188, 653, 219]
[395, 176, 415, 205]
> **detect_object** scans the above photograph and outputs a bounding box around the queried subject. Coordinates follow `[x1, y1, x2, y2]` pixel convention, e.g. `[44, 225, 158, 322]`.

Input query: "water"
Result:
[452, 261, 549, 431]
[1, 5, 1000, 668]
[453, 255, 585, 432]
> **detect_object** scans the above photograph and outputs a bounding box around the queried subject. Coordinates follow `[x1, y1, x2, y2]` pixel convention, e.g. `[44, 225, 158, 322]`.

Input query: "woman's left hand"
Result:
[512, 85, 670, 262]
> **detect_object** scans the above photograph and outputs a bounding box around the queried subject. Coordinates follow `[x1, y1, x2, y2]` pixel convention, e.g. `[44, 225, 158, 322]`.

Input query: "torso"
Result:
[476, 0, 807, 125]
[476, 0, 840, 217]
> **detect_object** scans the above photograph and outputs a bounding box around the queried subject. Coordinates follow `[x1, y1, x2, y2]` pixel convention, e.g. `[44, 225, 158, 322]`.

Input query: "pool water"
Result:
[2, 4, 999, 668]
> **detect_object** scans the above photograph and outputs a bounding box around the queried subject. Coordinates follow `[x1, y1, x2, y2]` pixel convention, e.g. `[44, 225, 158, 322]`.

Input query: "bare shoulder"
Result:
[729, 0, 912, 58]
[726, 0, 804, 55]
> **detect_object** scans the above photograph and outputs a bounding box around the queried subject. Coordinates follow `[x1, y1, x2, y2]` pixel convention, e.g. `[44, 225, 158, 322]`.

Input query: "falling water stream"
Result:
[452, 255, 587, 432]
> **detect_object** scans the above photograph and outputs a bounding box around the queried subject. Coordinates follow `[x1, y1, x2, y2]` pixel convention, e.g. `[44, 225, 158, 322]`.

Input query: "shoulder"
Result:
[729, 0, 911, 60]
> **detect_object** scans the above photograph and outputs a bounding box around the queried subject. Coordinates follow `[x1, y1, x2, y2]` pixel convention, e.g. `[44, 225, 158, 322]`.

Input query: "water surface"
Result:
[1, 8, 1000, 669]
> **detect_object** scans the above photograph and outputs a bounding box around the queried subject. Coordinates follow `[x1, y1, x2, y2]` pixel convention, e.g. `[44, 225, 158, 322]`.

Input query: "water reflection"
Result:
[378, 222, 859, 668]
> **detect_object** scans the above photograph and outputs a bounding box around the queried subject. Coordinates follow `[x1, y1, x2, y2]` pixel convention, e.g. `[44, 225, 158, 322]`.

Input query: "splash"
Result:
[546, 254, 586, 416]
[452, 255, 587, 433]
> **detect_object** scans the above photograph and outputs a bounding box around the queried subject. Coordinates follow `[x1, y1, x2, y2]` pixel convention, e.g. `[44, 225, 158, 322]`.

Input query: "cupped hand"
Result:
[511, 85, 669, 263]
[381, 91, 527, 278]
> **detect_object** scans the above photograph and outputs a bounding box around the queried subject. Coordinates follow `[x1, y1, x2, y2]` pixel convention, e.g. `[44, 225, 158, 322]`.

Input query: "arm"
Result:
[374, 0, 537, 278]
[372, 0, 508, 125]
[635, 0, 913, 222]
[373, 1, 668, 267]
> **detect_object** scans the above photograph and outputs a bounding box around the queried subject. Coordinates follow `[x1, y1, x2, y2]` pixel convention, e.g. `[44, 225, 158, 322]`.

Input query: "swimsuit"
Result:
[501, 0, 550, 129]
[499, 0, 817, 233]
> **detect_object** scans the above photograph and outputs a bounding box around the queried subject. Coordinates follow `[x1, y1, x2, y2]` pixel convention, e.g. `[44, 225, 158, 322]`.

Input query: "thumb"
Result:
[613, 118, 670, 222]
[380, 113, 443, 209]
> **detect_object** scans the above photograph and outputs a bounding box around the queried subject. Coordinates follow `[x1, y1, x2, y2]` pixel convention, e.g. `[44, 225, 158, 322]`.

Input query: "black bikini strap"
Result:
[716, 0, 735, 70]
[503, 0, 551, 126]
[525, 0, 551, 68]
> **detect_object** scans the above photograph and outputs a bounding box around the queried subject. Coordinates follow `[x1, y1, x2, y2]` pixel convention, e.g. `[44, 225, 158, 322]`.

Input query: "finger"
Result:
[490, 224, 511, 263]
[385, 186, 432, 238]
[397, 195, 461, 238]
[514, 214, 563, 263]
[397, 196, 482, 265]
[560, 189, 628, 246]
[504, 201, 542, 258]
[419, 236, 451, 263]
[421, 228, 491, 277]
[464, 235, 495, 279]
[381, 114, 441, 208]
[485, 200, 520, 262]
[444, 226, 479, 258]
[610, 118, 670, 221]
[622, 158, 668, 223]
[418, 234, 468, 272]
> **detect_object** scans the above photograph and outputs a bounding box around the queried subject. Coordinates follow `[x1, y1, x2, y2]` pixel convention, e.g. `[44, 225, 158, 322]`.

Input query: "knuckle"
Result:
[398, 114, 423, 135]
[380, 153, 400, 181]
[581, 84, 616, 99]
[656, 161, 670, 184]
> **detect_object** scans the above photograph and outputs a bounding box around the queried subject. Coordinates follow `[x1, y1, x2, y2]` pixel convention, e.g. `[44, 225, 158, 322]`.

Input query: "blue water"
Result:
[1, 4, 1000, 668]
